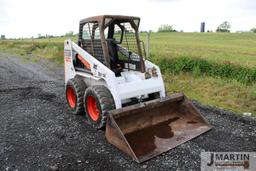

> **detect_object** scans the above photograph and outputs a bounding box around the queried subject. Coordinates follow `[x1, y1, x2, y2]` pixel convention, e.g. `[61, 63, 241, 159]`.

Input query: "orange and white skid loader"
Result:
[64, 15, 212, 163]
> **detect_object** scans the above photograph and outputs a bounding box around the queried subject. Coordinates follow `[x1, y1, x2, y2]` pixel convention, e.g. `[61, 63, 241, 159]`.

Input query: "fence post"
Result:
[146, 32, 150, 59]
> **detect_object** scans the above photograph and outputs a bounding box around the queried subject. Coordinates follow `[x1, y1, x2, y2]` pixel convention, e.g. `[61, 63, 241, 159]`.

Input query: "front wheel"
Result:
[66, 78, 86, 115]
[84, 85, 115, 129]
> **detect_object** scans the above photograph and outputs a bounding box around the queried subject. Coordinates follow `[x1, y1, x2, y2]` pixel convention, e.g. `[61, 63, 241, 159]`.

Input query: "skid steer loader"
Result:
[64, 15, 212, 163]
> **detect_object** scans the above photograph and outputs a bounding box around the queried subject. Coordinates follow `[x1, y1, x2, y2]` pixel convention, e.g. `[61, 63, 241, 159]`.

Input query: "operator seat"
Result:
[106, 39, 122, 76]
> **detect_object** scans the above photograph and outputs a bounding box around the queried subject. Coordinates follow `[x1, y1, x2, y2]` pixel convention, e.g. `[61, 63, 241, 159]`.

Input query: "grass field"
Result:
[0, 32, 255, 115]
[141, 32, 256, 68]
[164, 73, 256, 114]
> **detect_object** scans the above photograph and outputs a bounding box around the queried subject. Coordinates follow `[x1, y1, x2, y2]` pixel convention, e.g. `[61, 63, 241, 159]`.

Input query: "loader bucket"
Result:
[105, 93, 212, 163]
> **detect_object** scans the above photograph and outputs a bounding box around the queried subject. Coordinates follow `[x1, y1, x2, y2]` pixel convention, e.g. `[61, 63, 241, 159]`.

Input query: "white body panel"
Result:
[64, 39, 166, 109]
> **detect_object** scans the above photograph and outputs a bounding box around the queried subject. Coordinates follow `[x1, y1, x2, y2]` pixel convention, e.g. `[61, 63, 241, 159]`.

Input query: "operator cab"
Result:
[76, 15, 146, 76]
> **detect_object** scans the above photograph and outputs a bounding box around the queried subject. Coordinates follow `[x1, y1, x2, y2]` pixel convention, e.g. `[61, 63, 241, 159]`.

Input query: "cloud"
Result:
[238, 0, 256, 9]
[0, 0, 7, 18]
[147, 0, 178, 2]
[0, 0, 255, 38]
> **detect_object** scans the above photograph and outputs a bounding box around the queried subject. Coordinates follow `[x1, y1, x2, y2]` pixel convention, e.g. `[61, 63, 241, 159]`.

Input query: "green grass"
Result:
[165, 73, 256, 116]
[0, 41, 64, 64]
[154, 57, 256, 84]
[141, 32, 256, 68]
[0, 32, 255, 115]
[4, 32, 256, 68]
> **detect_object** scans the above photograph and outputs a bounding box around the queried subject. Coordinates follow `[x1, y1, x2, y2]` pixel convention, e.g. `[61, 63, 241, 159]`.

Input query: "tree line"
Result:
[157, 21, 256, 33]
[1, 22, 256, 40]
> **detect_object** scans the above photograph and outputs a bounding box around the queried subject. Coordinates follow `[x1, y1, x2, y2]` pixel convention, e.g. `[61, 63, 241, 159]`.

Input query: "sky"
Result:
[0, 0, 255, 38]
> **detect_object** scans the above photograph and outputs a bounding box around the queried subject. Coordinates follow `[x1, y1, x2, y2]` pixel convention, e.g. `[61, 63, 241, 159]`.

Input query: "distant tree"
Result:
[158, 24, 175, 32]
[251, 28, 256, 33]
[1, 35, 5, 40]
[65, 31, 74, 37]
[216, 21, 231, 32]
[37, 34, 46, 39]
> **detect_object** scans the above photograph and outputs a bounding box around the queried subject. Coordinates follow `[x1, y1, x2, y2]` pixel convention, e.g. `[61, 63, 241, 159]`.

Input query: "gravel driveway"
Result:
[0, 52, 255, 171]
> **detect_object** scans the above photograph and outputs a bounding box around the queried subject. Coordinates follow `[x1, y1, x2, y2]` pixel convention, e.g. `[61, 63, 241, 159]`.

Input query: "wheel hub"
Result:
[67, 86, 76, 108]
[87, 95, 100, 121]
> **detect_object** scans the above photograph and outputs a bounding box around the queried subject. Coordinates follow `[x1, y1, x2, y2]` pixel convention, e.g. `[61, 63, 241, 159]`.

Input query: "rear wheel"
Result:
[66, 78, 86, 115]
[84, 85, 115, 129]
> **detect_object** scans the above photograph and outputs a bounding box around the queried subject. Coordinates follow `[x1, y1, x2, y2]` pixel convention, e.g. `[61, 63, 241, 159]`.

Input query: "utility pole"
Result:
[146, 32, 150, 59]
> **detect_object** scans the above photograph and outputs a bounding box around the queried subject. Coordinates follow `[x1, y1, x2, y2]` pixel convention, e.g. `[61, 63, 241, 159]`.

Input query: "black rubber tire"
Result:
[66, 78, 87, 115]
[84, 85, 115, 129]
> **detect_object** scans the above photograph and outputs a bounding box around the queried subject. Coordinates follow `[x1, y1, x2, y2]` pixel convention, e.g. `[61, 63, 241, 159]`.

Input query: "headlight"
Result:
[145, 72, 151, 79]
[145, 67, 158, 79]
[151, 67, 158, 77]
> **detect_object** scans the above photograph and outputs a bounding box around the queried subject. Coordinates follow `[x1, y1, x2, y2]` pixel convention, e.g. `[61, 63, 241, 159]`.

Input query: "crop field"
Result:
[0, 32, 255, 115]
